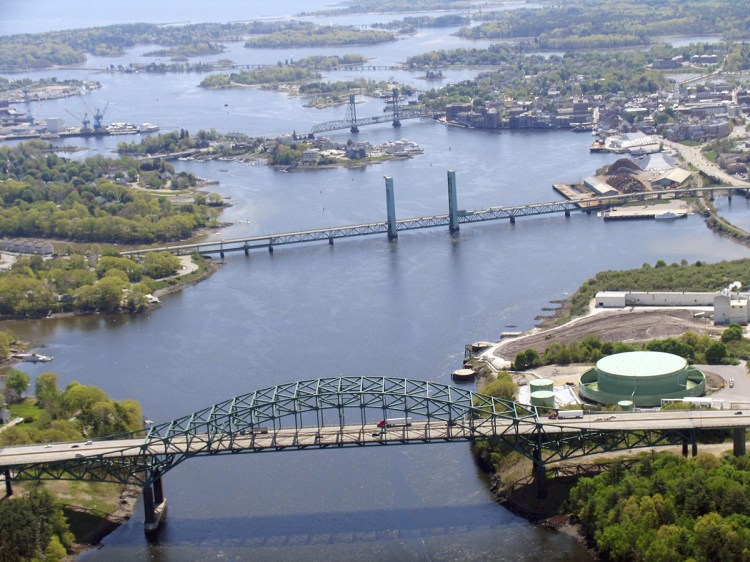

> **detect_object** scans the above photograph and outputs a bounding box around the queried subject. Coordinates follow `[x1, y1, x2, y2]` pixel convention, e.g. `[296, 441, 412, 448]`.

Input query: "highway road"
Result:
[2, 409, 750, 470]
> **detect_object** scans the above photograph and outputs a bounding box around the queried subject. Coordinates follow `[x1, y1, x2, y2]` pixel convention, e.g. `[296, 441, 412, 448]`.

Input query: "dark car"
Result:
[735, 411, 743, 415]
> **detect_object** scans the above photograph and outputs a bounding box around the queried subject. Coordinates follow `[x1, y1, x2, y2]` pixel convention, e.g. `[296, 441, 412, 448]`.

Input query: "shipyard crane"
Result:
[82, 100, 109, 132]
[64, 109, 91, 132]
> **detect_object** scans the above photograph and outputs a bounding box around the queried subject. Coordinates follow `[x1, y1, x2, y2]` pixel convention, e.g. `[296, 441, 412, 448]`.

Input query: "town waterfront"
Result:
[3, 3, 750, 560]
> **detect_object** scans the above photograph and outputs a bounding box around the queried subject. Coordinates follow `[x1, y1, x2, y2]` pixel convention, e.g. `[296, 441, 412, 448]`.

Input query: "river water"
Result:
[2, 3, 749, 561]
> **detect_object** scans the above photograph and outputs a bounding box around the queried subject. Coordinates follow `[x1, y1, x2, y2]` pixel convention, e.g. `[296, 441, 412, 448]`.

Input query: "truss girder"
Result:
[311, 109, 431, 134]
[121, 187, 743, 259]
[3, 376, 741, 487]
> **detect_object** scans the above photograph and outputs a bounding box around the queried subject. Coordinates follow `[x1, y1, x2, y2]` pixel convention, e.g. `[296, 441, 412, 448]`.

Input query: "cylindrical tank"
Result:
[617, 400, 635, 412]
[471, 341, 494, 354]
[529, 378, 554, 393]
[530, 390, 555, 409]
[452, 368, 476, 382]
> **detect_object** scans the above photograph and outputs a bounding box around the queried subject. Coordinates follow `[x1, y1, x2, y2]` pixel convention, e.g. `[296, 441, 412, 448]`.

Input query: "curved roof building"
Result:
[579, 351, 706, 408]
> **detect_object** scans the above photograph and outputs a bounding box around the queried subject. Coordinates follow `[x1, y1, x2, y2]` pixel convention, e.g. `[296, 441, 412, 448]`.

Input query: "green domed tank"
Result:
[617, 400, 635, 412]
[529, 378, 554, 393]
[530, 390, 555, 409]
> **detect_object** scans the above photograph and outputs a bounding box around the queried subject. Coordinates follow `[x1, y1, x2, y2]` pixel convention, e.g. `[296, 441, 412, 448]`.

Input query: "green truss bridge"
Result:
[1, 376, 749, 533]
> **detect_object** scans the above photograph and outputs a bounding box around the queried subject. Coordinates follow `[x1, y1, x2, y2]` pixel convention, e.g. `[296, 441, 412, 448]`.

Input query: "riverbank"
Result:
[63, 485, 141, 559]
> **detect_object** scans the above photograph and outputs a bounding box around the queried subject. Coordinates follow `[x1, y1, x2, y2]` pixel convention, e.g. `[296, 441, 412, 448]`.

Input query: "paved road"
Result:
[663, 138, 750, 188]
[3, 410, 750, 469]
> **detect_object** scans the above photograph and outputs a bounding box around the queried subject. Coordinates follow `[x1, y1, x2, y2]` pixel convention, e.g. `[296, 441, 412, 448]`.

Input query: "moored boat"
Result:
[13, 352, 53, 362]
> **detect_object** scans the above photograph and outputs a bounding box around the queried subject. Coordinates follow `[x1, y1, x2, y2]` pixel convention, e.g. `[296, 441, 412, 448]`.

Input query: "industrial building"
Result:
[595, 287, 750, 325]
[579, 351, 706, 407]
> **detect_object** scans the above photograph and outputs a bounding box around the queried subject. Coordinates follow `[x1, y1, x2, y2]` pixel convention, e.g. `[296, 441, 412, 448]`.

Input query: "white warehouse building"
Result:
[595, 288, 750, 325]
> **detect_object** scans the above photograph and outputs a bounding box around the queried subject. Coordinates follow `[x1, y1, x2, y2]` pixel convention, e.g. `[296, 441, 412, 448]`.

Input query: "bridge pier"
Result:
[143, 475, 168, 535]
[268, 244, 274, 254]
[447, 170, 459, 233]
[734, 428, 746, 456]
[3, 468, 12, 496]
[385, 177, 398, 240]
[533, 446, 547, 499]
[328, 237, 334, 245]
[244, 244, 249, 256]
[682, 436, 698, 457]
[509, 216, 516, 225]
[564, 210, 570, 218]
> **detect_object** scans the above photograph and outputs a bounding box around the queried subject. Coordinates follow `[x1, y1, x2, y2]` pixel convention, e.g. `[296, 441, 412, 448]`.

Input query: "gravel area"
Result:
[494, 307, 723, 362]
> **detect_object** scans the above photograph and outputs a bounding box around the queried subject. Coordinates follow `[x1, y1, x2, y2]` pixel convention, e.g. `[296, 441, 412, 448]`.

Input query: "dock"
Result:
[599, 200, 690, 221]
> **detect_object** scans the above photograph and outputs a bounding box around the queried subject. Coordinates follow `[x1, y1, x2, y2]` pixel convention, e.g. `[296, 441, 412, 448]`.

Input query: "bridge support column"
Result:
[692, 441, 698, 457]
[533, 446, 547, 499]
[268, 245, 274, 254]
[682, 439, 688, 457]
[329, 237, 334, 245]
[244, 244, 249, 256]
[447, 170, 460, 233]
[3, 468, 12, 497]
[734, 428, 746, 457]
[385, 176, 398, 240]
[509, 216, 516, 225]
[143, 477, 167, 535]
[564, 210, 570, 218]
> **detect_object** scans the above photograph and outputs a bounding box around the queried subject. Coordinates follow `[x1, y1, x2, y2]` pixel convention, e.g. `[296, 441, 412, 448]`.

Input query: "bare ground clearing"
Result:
[494, 308, 722, 361]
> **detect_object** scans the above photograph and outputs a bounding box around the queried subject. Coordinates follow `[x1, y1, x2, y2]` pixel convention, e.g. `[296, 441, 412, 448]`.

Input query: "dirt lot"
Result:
[494, 307, 721, 361]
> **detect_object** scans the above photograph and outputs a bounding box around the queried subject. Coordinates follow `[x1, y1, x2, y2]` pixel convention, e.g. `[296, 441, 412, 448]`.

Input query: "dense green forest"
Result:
[567, 453, 750, 562]
[458, 0, 750, 46]
[0, 141, 219, 244]
[242, 26, 394, 49]
[0, 487, 73, 562]
[0, 250, 187, 317]
[0, 21, 309, 71]
[199, 55, 382, 89]
[200, 67, 320, 88]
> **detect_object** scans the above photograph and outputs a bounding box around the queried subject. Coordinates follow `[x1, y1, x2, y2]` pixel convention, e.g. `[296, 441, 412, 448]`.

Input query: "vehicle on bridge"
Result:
[377, 417, 412, 428]
[548, 409, 584, 419]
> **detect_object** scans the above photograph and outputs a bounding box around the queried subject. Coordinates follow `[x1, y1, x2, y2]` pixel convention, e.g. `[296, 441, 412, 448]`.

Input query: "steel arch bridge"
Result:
[3, 377, 539, 486]
[1, 376, 742, 531]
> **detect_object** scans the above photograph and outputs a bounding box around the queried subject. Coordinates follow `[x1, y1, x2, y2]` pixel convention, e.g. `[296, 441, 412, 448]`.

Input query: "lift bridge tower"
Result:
[344, 94, 359, 133]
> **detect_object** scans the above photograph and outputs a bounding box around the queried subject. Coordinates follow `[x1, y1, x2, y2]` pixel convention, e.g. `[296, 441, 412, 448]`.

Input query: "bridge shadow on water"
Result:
[147, 504, 527, 548]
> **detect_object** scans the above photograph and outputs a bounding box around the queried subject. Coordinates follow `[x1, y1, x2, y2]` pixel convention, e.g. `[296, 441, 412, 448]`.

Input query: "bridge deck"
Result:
[2, 409, 748, 468]
[122, 187, 742, 258]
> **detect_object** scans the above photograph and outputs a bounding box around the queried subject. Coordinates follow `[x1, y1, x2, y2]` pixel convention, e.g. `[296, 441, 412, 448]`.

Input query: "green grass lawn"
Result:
[9, 398, 43, 421]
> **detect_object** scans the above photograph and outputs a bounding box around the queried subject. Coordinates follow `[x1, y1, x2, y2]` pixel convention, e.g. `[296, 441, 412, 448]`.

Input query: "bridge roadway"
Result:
[310, 108, 433, 134]
[2, 409, 749, 467]
[121, 186, 745, 258]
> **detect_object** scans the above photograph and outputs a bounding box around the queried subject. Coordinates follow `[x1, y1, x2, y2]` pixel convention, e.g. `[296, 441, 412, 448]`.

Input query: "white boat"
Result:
[14, 352, 53, 362]
[139, 123, 159, 134]
[655, 211, 687, 220]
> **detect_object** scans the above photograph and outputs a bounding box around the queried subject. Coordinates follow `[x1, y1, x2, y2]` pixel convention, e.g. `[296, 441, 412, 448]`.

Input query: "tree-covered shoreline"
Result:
[0, 140, 220, 244]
